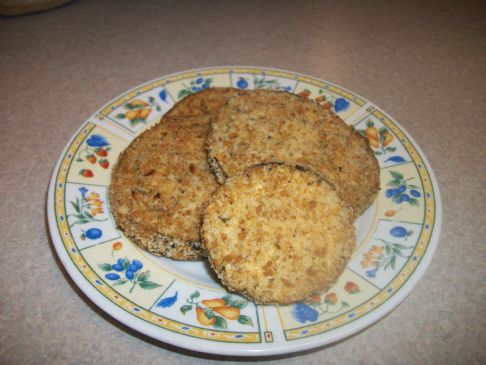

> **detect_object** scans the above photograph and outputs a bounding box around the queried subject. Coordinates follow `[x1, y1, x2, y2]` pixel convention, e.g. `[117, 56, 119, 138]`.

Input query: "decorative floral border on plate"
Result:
[52, 122, 262, 344]
[47, 67, 441, 356]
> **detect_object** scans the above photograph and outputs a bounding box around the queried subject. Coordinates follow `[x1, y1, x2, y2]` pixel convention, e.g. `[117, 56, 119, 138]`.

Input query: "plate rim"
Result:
[47, 65, 442, 356]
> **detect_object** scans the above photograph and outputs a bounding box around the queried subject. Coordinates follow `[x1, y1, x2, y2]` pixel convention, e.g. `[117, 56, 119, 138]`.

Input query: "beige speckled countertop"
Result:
[1, 1, 485, 364]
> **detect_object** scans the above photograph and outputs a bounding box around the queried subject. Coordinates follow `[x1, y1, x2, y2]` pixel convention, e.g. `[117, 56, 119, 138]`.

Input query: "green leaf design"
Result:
[70, 219, 89, 226]
[394, 249, 410, 258]
[389, 171, 404, 181]
[392, 194, 403, 203]
[374, 151, 382, 156]
[387, 179, 402, 187]
[213, 316, 227, 329]
[130, 118, 147, 126]
[116, 113, 125, 119]
[222, 295, 232, 304]
[409, 198, 419, 207]
[139, 281, 161, 290]
[180, 304, 193, 314]
[408, 184, 420, 189]
[138, 270, 151, 282]
[122, 258, 130, 269]
[203, 308, 215, 319]
[190, 291, 200, 300]
[98, 263, 112, 272]
[386, 146, 396, 152]
[341, 301, 350, 308]
[390, 255, 397, 270]
[155, 105, 161, 112]
[70, 200, 80, 213]
[124, 103, 135, 110]
[231, 300, 248, 310]
[148, 96, 155, 103]
[237, 315, 253, 326]
[385, 244, 392, 255]
[178, 89, 190, 99]
[85, 211, 94, 219]
[113, 279, 128, 286]
[222, 295, 248, 309]
[393, 243, 410, 250]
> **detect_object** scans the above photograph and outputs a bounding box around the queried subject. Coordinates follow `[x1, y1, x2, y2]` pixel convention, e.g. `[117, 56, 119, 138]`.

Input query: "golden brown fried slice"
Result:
[202, 163, 356, 304]
[109, 115, 218, 260]
[207, 89, 380, 217]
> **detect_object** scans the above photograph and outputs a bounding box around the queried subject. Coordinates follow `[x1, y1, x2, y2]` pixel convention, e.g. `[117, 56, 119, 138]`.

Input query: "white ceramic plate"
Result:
[47, 66, 441, 356]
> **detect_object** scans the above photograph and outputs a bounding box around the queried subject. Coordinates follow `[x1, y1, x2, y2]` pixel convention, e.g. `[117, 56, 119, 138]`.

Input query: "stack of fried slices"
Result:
[109, 88, 379, 304]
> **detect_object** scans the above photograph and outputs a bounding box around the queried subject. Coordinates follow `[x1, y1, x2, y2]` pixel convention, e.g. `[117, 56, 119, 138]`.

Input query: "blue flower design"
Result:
[366, 267, 378, 278]
[384, 156, 406, 163]
[334, 98, 350, 113]
[86, 134, 109, 147]
[291, 303, 319, 323]
[159, 89, 168, 103]
[157, 291, 178, 308]
[105, 273, 120, 280]
[236, 77, 249, 89]
[390, 226, 409, 238]
[410, 189, 421, 197]
[79, 187, 88, 198]
[195, 78, 204, 84]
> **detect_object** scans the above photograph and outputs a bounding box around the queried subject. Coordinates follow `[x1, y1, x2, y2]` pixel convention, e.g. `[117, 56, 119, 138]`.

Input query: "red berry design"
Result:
[99, 159, 109, 169]
[96, 148, 108, 157]
[299, 89, 311, 98]
[79, 169, 94, 178]
[324, 293, 338, 305]
[323, 102, 333, 110]
[344, 281, 360, 294]
[86, 154, 97, 164]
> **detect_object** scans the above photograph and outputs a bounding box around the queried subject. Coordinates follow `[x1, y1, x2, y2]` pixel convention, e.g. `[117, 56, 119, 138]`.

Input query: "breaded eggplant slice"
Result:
[109, 115, 218, 260]
[202, 163, 355, 304]
[207, 89, 380, 217]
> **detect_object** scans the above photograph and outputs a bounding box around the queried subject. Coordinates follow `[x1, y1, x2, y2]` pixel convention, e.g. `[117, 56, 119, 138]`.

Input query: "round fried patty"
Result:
[109, 115, 219, 260]
[207, 89, 380, 217]
[202, 163, 356, 304]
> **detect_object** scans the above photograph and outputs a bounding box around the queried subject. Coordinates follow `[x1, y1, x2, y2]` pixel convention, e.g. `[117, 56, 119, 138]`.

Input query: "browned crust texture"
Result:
[165, 87, 240, 118]
[109, 114, 219, 260]
[207, 89, 380, 217]
[202, 163, 356, 304]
